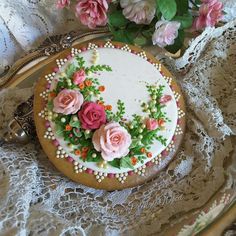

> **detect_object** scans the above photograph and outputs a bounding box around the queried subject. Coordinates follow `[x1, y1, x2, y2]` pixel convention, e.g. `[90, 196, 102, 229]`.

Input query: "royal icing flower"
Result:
[73, 69, 86, 85]
[78, 102, 106, 130]
[53, 89, 84, 115]
[75, 0, 109, 29]
[56, 0, 70, 9]
[146, 118, 158, 130]
[193, 0, 223, 30]
[120, 0, 156, 25]
[152, 21, 181, 48]
[92, 122, 132, 161]
[159, 95, 172, 104]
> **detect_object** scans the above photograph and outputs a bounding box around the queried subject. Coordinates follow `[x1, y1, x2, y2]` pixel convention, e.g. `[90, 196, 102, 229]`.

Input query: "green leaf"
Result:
[173, 13, 193, 29]
[108, 159, 121, 169]
[66, 63, 76, 78]
[112, 29, 133, 44]
[175, 0, 189, 15]
[134, 35, 148, 46]
[108, 11, 129, 27]
[120, 156, 134, 169]
[157, 0, 177, 20]
[165, 29, 185, 54]
[130, 138, 140, 149]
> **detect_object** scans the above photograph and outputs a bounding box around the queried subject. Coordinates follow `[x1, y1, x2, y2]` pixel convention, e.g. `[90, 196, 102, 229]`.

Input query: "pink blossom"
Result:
[56, 0, 70, 9]
[193, 0, 223, 30]
[75, 0, 109, 29]
[73, 69, 86, 85]
[159, 95, 172, 104]
[146, 118, 158, 130]
[120, 0, 156, 25]
[78, 102, 106, 130]
[92, 122, 132, 161]
[53, 89, 84, 115]
[152, 21, 181, 48]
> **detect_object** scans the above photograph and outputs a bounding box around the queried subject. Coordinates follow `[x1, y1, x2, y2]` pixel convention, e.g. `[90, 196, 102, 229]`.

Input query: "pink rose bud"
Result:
[146, 118, 158, 131]
[120, 0, 156, 25]
[75, 0, 109, 29]
[193, 0, 223, 30]
[56, 0, 70, 9]
[92, 122, 132, 161]
[73, 69, 86, 85]
[159, 95, 172, 104]
[152, 20, 181, 48]
[78, 102, 106, 130]
[53, 89, 84, 115]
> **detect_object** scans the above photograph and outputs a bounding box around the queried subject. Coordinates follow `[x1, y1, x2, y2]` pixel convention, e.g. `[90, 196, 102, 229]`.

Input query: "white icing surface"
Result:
[50, 47, 178, 173]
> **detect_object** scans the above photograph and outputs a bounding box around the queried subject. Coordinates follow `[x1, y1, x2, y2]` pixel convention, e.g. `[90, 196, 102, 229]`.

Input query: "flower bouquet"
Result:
[57, 0, 223, 53]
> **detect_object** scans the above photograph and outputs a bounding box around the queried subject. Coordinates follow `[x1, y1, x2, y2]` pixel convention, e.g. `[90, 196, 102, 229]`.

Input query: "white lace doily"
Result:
[1, 2, 236, 236]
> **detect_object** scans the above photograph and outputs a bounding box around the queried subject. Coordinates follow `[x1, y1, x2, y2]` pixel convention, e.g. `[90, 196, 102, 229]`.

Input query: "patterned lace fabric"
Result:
[0, 1, 236, 236]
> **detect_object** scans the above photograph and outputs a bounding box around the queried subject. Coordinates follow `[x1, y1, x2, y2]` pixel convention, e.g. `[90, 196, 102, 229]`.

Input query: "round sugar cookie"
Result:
[34, 41, 186, 190]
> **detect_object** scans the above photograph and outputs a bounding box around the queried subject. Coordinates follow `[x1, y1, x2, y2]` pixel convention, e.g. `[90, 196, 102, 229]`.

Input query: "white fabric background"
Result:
[0, 1, 236, 236]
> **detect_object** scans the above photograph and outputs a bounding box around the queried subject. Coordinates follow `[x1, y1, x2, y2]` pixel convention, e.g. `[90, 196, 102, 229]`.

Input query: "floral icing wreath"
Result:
[44, 47, 172, 170]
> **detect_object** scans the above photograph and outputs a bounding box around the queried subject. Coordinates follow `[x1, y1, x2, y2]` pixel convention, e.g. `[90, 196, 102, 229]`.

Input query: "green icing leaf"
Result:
[47, 100, 53, 110]
[120, 156, 134, 169]
[157, 0, 177, 20]
[108, 159, 121, 169]
[84, 131, 92, 139]
[73, 128, 82, 138]
[66, 63, 76, 78]
[55, 124, 64, 136]
[69, 116, 81, 128]
[86, 150, 102, 162]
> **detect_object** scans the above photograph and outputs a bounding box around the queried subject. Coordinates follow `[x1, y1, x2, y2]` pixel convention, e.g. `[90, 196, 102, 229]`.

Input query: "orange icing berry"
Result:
[74, 150, 81, 156]
[105, 105, 112, 111]
[65, 124, 72, 131]
[147, 152, 152, 158]
[50, 92, 56, 98]
[85, 80, 92, 87]
[131, 157, 137, 165]
[158, 119, 165, 127]
[79, 82, 85, 90]
[82, 147, 89, 152]
[98, 86, 105, 92]
[140, 148, 146, 153]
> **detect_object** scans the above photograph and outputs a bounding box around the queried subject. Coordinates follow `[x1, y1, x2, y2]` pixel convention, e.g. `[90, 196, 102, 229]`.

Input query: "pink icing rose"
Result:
[159, 95, 172, 104]
[92, 122, 132, 161]
[193, 0, 223, 30]
[56, 0, 70, 9]
[53, 89, 84, 115]
[73, 69, 86, 85]
[152, 20, 181, 48]
[75, 0, 109, 29]
[146, 118, 158, 131]
[120, 0, 156, 25]
[78, 102, 106, 130]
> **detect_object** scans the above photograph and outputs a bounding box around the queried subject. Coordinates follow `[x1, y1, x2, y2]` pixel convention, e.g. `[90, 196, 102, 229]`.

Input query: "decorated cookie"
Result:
[34, 41, 186, 190]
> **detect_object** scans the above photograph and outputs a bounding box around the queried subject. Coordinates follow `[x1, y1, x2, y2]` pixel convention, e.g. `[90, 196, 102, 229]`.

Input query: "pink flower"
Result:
[73, 69, 86, 85]
[159, 95, 172, 104]
[193, 0, 223, 30]
[56, 0, 70, 9]
[75, 0, 109, 29]
[92, 122, 132, 161]
[120, 0, 156, 25]
[146, 118, 158, 130]
[53, 89, 84, 115]
[152, 21, 181, 48]
[78, 102, 106, 130]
